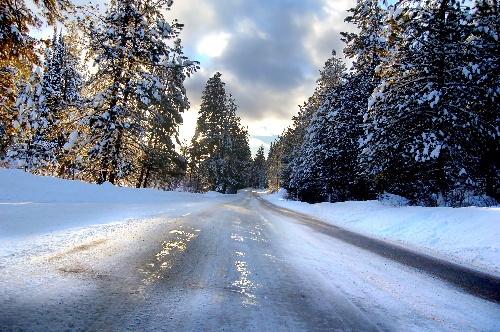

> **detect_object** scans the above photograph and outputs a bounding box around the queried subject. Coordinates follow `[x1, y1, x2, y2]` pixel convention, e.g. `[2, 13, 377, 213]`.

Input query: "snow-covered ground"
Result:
[261, 189, 500, 277]
[0, 169, 236, 260]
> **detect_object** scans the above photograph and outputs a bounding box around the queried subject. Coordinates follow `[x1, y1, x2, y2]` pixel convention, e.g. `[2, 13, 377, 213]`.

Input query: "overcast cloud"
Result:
[167, 0, 356, 153]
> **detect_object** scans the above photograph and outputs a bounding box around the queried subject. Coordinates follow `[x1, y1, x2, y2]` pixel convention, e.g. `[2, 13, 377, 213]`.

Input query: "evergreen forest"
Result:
[1, 0, 498, 205]
[267, 0, 499, 207]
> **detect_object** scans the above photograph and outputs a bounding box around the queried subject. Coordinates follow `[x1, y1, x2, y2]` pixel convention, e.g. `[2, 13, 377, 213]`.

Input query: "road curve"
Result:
[254, 193, 500, 304]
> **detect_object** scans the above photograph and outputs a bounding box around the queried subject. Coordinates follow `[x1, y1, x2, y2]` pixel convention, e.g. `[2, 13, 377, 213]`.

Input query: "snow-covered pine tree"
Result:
[288, 105, 332, 203]
[190, 72, 227, 192]
[280, 95, 321, 192]
[224, 95, 252, 191]
[80, 0, 198, 185]
[56, 32, 84, 178]
[1, 0, 71, 158]
[8, 68, 43, 170]
[288, 51, 346, 203]
[466, 0, 499, 201]
[134, 39, 197, 189]
[280, 50, 349, 194]
[276, 130, 298, 196]
[266, 141, 280, 191]
[60, 34, 83, 110]
[266, 142, 278, 191]
[29, 33, 66, 172]
[341, 0, 387, 75]
[335, 0, 388, 201]
[361, 0, 484, 206]
[250, 145, 267, 189]
[190, 73, 251, 193]
[11, 32, 83, 174]
[328, 72, 378, 201]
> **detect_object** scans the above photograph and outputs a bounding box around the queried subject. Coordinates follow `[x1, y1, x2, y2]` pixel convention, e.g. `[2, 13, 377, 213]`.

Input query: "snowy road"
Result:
[1, 191, 499, 331]
[256, 194, 500, 303]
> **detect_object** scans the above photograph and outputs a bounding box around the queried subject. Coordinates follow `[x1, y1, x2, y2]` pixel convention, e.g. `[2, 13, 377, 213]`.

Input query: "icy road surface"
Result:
[1, 191, 499, 331]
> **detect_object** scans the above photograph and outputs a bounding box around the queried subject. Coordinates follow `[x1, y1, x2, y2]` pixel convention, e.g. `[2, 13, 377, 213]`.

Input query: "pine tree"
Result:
[9, 32, 83, 174]
[266, 141, 280, 191]
[79, 0, 198, 185]
[250, 145, 267, 189]
[329, 72, 377, 201]
[341, 0, 387, 76]
[266, 127, 297, 193]
[336, 0, 388, 200]
[280, 49, 350, 194]
[288, 52, 346, 203]
[224, 95, 252, 191]
[279, 103, 315, 193]
[46, 32, 85, 178]
[31, 33, 67, 172]
[56, 32, 84, 178]
[190, 72, 227, 192]
[288, 106, 332, 203]
[1, 0, 71, 157]
[361, 0, 484, 205]
[284, 51, 345, 202]
[134, 40, 195, 189]
[467, 0, 500, 200]
[8, 68, 43, 170]
[191, 73, 251, 193]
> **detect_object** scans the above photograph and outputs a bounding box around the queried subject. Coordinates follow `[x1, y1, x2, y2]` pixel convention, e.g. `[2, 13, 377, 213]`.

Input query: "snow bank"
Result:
[262, 189, 500, 277]
[0, 169, 231, 258]
[0, 168, 202, 204]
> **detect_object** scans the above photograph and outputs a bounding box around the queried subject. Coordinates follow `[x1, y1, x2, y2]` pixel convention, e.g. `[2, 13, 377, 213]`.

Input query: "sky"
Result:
[166, 0, 357, 155]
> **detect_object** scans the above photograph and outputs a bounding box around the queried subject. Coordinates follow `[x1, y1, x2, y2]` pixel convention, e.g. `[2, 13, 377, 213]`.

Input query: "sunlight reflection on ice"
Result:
[231, 234, 244, 242]
[139, 227, 199, 287]
[0, 202, 37, 205]
[231, 257, 259, 307]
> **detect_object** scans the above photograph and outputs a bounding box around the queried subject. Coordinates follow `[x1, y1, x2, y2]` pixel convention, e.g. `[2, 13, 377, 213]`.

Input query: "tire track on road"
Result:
[254, 193, 500, 303]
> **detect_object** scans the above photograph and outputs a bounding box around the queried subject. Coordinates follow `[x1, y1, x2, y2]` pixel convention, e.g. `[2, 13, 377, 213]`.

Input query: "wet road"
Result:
[1, 191, 499, 331]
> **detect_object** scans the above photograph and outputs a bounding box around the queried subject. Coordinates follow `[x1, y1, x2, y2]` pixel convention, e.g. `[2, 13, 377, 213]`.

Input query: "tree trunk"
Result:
[136, 165, 146, 188]
[142, 166, 151, 188]
[109, 128, 124, 184]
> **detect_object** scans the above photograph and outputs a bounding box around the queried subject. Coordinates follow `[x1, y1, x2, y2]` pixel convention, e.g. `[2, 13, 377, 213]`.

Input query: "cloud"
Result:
[170, 0, 358, 141]
[197, 32, 231, 58]
[249, 137, 271, 156]
[302, 0, 356, 68]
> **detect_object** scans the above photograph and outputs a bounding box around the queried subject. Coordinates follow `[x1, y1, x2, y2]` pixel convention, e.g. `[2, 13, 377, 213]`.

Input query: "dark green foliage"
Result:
[80, 0, 198, 185]
[190, 73, 251, 193]
[361, 0, 496, 206]
[287, 52, 347, 203]
[273, 0, 498, 206]
[250, 145, 267, 189]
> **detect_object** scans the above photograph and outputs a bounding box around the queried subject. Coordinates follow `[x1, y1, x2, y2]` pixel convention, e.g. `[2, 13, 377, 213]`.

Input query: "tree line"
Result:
[0, 0, 268, 192]
[267, 0, 498, 207]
